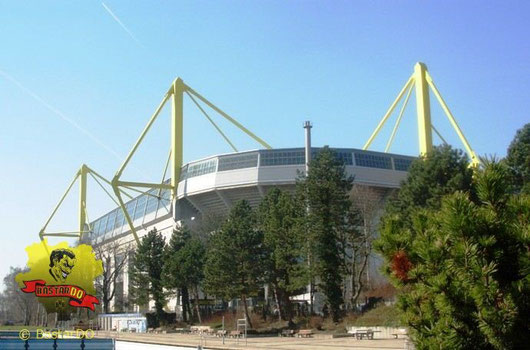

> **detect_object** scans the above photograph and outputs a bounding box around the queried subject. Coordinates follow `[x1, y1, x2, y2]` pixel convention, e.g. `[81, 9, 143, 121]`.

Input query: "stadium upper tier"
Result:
[88, 147, 415, 244]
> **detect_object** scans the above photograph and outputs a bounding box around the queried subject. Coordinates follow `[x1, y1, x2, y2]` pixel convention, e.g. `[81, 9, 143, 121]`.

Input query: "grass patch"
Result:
[0, 325, 42, 330]
[350, 304, 402, 327]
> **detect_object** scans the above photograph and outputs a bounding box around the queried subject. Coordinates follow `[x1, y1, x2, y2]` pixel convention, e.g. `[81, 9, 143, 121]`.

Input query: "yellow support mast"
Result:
[78, 164, 88, 235]
[171, 78, 185, 200]
[414, 62, 433, 156]
[111, 78, 272, 244]
[363, 62, 479, 167]
[39, 164, 132, 242]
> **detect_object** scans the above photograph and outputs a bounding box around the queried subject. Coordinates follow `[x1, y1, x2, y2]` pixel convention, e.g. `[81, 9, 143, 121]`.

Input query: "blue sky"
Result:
[1, 1, 528, 285]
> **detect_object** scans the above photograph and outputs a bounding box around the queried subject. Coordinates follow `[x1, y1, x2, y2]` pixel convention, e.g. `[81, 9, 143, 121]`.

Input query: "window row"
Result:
[260, 150, 305, 166]
[181, 159, 217, 180]
[89, 188, 171, 241]
[354, 153, 392, 169]
[218, 152, 259, 171]
[393, 157, 413, 171]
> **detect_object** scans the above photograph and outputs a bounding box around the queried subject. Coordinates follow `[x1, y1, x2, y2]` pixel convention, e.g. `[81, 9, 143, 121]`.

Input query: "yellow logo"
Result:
[15, 239, 103, 313]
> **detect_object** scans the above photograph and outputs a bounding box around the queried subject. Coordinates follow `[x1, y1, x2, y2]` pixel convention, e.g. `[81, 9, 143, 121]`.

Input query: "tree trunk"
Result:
[241, 294, 253, 329]
[193, 286, 202, 324]
[351, 247, 369, 307]
[350, 248, 357, 310]
[181, 287, 190, 323]
[104, 298, 110, 314]
[282, 290, 293, 323]
[175, 288, 180, 321]
[273, 286, 283, 321]
[309, 280, 315, 315]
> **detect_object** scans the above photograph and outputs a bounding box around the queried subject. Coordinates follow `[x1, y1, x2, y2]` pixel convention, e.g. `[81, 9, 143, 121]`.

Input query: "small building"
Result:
[97, 313, 146, 333]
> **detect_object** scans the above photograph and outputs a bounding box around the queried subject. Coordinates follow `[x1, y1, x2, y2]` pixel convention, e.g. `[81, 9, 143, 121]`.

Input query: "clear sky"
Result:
[1, 1, 528, 286]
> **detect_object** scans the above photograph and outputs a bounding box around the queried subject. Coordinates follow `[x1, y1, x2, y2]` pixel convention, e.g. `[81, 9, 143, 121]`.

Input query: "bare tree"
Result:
[2, 267, 40, 325]
[348, 185, 386, 307]
[94, 241, 130, 313]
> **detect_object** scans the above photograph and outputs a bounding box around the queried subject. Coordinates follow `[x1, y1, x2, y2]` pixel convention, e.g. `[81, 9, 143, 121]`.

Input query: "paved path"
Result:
[105, 332, 409, 350]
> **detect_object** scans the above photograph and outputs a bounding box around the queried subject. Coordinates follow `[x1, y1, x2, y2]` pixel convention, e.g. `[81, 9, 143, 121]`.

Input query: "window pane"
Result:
[114, 208, 125, 235]
[145, 190, 159, 215]
[98, 216, 108, 236]
[134, 195, 147, 220]
[105, 210, 116, 234]
[126, 199, 137, 219]
[156, 189, 171, 218]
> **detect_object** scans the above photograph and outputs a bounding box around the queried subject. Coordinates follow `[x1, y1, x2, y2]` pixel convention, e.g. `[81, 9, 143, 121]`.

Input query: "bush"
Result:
[145, 311, 176, 328]
[351, 304, 401, 327]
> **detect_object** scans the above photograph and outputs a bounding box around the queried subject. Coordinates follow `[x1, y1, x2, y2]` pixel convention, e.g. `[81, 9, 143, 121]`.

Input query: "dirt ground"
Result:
[103, 331, 412, 350]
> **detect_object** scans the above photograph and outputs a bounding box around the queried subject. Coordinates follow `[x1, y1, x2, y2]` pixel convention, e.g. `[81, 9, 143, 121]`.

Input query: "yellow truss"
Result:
[363, 62, 479, 167]
[44, 64, 472, 245]
[111, 78, 272, 244]
[39, 164, 134, 241]
[39, 78, 271, 245]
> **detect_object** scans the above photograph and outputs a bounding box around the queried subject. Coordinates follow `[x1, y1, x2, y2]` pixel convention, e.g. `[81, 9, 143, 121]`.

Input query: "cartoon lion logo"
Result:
[48, 249, 76, 282]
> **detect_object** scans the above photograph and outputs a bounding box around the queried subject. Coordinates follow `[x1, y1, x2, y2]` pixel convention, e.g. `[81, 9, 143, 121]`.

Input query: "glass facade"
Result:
[354, 152, 392, 169]
[114, 208, 125, 235]
[156, 188, 171, 217]
[89, 147, 415, 243]
[218, 152, 258, 171]
[183, 159, 217, 179]
[133, 195, 147, 221]
[260, 149, 305, 166]
[144, 189, 160, 216]
[394, 157, 413, 171]
[179, 164, 188, 181]
[333, 150, 354, 165]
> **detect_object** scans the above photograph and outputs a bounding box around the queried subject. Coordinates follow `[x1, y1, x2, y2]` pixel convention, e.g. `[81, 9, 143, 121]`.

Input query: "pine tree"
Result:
[505, 123, 530, 194]
[257, 188, 308, 323]
[297, 147, 357, 322]
[129, 228, 167, 325]
[162, 225, 192, 322]
[175, 237, 205, 323]
[376, 145, 474, 266]
[203, 200, 265, 328]
[378, 160, 530, 349]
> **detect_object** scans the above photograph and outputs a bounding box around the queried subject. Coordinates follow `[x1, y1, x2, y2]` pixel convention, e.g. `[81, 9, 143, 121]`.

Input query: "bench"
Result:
[190, 326, 213, 335]
[229, 330, 242, 338]
[392, 328, 408, 339]
[297, 329, 313, 338]
[355, 329, 374, 340]
[281, 329, 295, 337]
[175, 328, 191, 334]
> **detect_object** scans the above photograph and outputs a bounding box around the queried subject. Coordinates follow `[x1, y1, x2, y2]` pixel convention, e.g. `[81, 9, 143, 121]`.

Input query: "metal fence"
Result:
[0, 332, 115, 350]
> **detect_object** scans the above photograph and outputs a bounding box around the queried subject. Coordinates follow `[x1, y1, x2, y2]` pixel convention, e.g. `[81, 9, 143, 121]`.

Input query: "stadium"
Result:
[40, 62, 478, 321]
[88, 145, 414, 246]
[88, 143, 415, 317]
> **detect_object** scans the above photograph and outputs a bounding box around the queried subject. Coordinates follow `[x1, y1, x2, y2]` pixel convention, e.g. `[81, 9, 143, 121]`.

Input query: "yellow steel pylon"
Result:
[363, 62, 479, 167]
[111, 78, 272, 244]
[39, 164, 133, 242]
